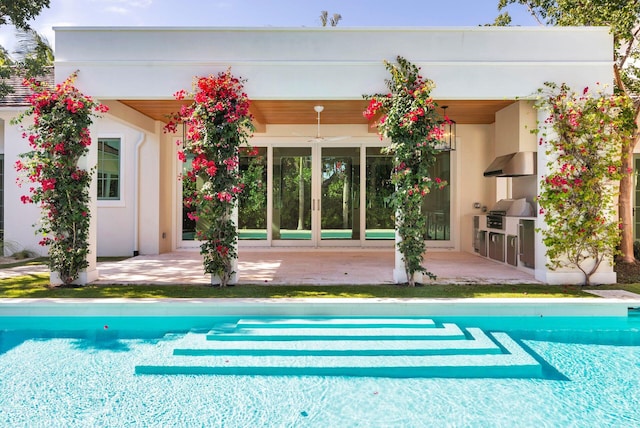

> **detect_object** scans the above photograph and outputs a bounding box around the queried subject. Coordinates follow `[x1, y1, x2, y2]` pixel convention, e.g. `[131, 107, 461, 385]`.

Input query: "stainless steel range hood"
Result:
[483, 152, 536, 177]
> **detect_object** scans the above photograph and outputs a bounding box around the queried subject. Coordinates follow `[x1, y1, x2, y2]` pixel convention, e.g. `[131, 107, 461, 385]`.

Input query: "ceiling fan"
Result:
[304, 105, 349, 143]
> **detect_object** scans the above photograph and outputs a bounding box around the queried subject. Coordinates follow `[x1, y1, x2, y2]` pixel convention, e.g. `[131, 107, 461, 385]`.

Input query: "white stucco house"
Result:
[0, 26, 626, 284]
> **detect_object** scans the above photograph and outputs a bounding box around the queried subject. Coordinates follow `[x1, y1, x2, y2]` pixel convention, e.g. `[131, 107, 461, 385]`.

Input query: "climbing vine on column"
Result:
[364, 56, 448, 286]
[12, 72, 109, 285]
[167, 69, 254, 287]
[535, 82, 635, 286]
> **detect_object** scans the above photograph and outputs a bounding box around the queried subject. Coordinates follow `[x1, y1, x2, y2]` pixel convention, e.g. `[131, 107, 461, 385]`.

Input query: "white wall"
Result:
[1, 110, 48, 256]
[94, 109, 162, 257]
[457, 124, 495, 253]
[94, 118, 136, 256]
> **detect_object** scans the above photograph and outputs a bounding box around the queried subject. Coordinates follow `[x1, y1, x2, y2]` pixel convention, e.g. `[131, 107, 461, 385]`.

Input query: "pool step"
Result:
[135, 318, 543, 379]
[206, 323, 464, 341]
[236, 318, 436, 329]
[174, 328, 501, 356]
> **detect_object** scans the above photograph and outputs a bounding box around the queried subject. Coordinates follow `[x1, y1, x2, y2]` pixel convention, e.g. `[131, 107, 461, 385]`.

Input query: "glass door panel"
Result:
[238, 147, 267, 240]
[424, 151, 451, 241]
[272, 147, 312, 241]
[365, 147, 394, 240]
[321, 147, 360, 241]
[182, 152, 197, 241]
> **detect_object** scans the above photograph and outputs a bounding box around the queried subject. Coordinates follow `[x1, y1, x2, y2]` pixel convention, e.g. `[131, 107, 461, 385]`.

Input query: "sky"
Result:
[0, 0, 541, 55]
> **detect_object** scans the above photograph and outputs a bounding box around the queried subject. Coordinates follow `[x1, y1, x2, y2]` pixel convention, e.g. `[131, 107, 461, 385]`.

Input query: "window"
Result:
[97, 138, 121, 200]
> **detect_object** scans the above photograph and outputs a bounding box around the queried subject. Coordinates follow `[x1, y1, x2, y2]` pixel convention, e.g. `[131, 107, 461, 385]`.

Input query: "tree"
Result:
[0, 0, 50, 30]
[0, 0, 51, 98]
[320, 10, 342, 27]
[14, 28, 54, 77]
[493, 0, 640, 264]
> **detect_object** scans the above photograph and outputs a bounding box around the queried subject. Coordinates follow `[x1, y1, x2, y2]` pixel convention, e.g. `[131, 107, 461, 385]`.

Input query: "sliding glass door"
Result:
[178, 141, 450, 248]
[319, 147, 361, 244]
[272, 146, 314, 245]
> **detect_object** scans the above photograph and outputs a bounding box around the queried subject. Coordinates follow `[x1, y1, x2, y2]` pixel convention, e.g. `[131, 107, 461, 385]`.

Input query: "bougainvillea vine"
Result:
[167, 69, 254, 286]
[12, 72, 109, 285]
[364, 56, 448, 286]
[534, 82, 635, 285]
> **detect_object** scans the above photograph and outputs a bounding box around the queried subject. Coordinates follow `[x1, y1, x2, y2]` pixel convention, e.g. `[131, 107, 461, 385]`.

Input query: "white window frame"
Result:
[97, 135, 125, 208]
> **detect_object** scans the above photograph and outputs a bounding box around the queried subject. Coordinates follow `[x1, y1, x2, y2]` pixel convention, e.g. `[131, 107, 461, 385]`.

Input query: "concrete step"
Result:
[206, 323, 464, 341]
[236, 318, 436, 329]
[136, 332, 542, 378]
[174, 328, 501, 356]
[135, 318, 544, 378]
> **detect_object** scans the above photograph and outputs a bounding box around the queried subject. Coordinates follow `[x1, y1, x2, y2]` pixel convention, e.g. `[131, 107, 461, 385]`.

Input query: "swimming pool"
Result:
[1, 300, 639, 427]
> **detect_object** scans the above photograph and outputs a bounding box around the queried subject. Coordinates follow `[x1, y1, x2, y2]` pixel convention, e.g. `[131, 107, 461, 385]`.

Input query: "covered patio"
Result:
[90, 250, 539, 286]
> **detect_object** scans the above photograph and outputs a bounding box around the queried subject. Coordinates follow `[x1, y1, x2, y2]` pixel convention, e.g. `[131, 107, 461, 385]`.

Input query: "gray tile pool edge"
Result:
[0, 298, 637, 317]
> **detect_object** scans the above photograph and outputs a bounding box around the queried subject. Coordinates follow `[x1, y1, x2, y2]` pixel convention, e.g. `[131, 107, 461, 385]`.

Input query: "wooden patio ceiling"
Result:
[119, 99, 514, 130]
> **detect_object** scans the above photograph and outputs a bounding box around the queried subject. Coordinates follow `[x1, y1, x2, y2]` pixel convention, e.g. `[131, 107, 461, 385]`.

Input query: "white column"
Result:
[50, 124, 99, 285]
[533, 108, 616, 285]
[229, 202, 239, 285]
[210, 203, 239, 286]
[393, 228, 407, 284]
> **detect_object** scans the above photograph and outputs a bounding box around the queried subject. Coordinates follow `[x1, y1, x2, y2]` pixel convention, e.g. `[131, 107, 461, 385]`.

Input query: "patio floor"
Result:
[90, 249, 539, 285]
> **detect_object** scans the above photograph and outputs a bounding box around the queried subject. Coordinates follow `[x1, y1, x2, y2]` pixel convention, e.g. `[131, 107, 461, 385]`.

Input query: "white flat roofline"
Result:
[52, 26, 610, 33]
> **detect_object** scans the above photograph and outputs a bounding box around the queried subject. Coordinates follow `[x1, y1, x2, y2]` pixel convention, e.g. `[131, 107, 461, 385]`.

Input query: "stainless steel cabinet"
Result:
[507, 235, 517, 266]
[473, 216, 488, 256]
[519, 220, 535, 268]
[488, 232, 505, 262]
[477, 231, 487, 257]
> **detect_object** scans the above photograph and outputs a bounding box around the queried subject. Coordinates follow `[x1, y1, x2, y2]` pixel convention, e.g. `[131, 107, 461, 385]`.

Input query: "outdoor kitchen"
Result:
[473, 197, 536, 271]
[472, 101, 538, 273]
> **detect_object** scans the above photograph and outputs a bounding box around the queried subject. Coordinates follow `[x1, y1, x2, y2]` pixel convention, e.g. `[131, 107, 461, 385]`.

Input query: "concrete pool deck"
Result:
[91, 249, 540, 285]
[0, 249, 540, 285]
[0, 296, 639, 317]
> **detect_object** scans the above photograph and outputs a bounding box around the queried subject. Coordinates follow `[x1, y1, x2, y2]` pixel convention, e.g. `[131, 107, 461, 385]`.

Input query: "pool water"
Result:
[1, 315, 639, 427]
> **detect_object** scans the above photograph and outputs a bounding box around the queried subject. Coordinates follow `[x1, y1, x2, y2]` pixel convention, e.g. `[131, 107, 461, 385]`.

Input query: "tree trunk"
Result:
[297, 157, 305, 230]
[342, 163, 350, 229]
[619, 106, 640, 263]
[619, 135, 636, 263]
[614, 64, 638, 263]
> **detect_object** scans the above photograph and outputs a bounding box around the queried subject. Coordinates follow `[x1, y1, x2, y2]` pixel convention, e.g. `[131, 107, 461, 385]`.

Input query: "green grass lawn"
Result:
[2, 272, 639, 299]
[2, 257, 639, 299]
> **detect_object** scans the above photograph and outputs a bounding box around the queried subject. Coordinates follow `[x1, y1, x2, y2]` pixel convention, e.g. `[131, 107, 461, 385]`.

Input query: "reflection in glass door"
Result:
[181, 142, 450, 248]
[423, 151, 451, 241]
[320, 147, 360, 241]
[238, 147, 267, 240]
[365, 147, 394, 240]
[272, 147, 312, 242]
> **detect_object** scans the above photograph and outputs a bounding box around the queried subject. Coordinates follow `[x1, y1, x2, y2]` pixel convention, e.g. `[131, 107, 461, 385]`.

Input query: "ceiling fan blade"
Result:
[294, 106, 352, 142]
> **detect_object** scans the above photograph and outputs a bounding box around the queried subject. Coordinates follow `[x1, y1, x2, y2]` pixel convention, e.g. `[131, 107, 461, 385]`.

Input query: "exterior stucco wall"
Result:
[457, 124, 495, 254]
[94, 116, 136, 257]
[93, 116, 163, 257]
[1, 110, 44, 256]
[158, 129, 174, 254]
